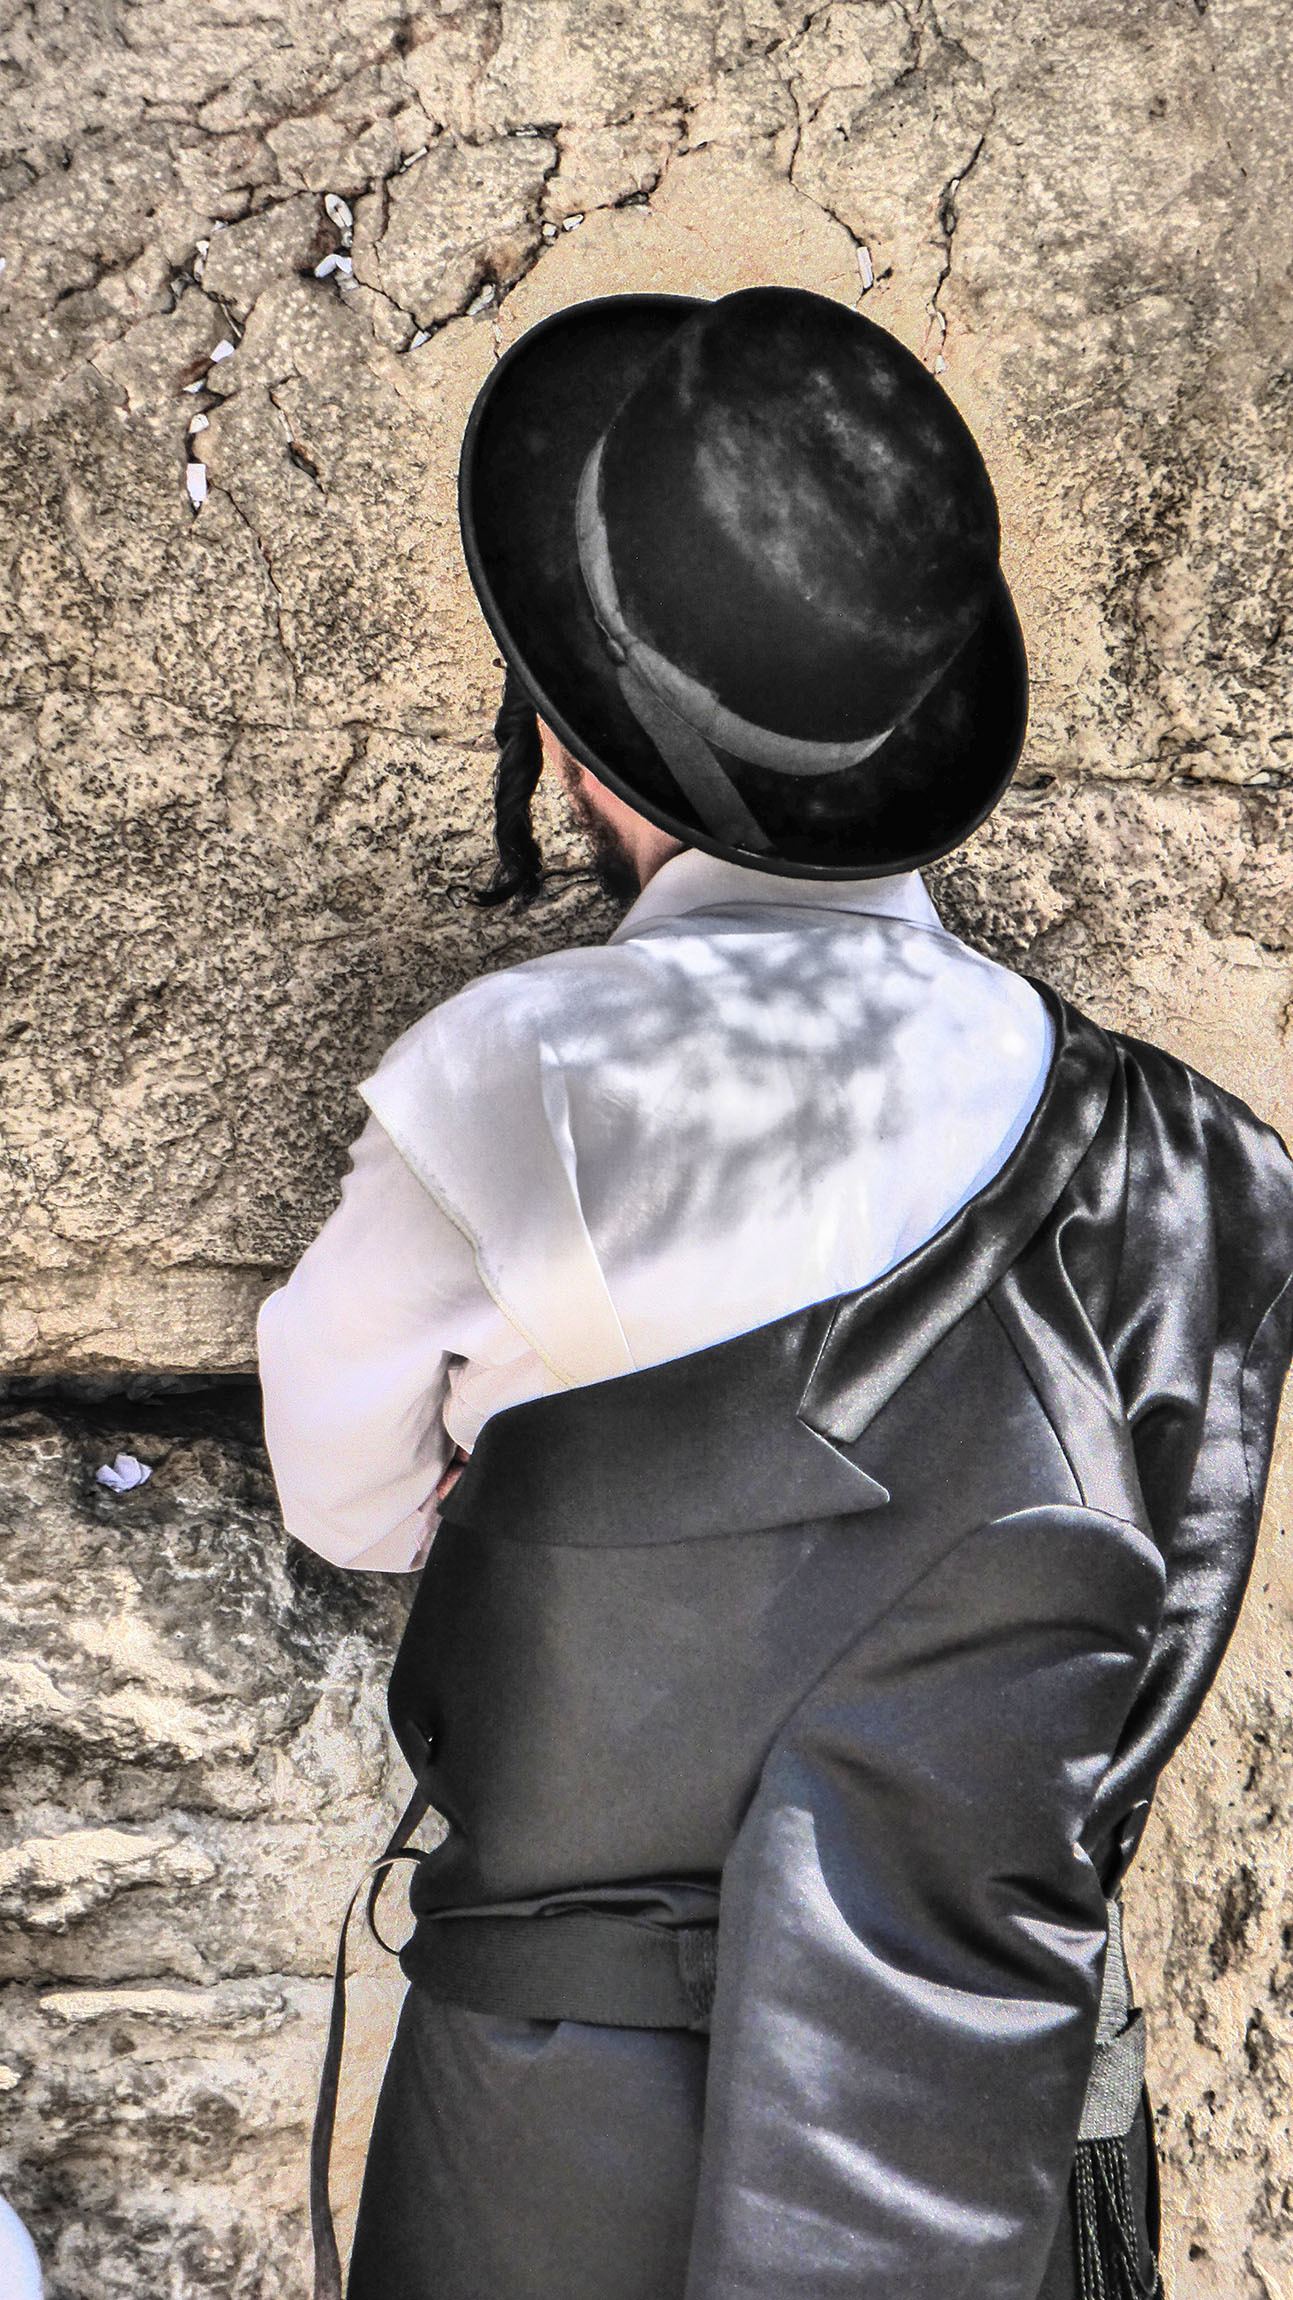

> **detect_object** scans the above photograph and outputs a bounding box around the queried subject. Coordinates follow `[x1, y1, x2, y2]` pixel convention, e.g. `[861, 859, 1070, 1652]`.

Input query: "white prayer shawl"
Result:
[257, 849, 1053, 1570]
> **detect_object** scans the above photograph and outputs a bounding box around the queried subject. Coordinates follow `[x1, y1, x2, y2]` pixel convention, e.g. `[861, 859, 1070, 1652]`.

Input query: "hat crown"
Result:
[595, 286, 1002, 745]
[457, 284, 1029, 880]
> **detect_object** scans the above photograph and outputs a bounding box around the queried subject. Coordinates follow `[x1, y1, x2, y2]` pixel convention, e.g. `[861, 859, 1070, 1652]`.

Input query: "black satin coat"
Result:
[352, 979, 1293, 2300]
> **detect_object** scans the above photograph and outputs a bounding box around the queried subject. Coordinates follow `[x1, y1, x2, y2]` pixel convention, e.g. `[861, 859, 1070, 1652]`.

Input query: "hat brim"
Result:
[458, 293, 1028, 880]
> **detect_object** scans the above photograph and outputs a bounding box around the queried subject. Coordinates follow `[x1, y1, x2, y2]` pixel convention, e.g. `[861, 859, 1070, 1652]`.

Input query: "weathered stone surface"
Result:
[2, 0, 1289, 1381]
[0, 1402, 414, 2298]
[6, 0, 1288, 1376]
[545, 118, 683, 221]
[350, 132, 557, 338]
[932, 780, 1293, 1132]
[1, 1, 1291, 2292]
[1122, 1380, 1293, 2300]
[475, 0, 718, 130]
[789, 1, 989, 357]
[198, 199, 337, 324]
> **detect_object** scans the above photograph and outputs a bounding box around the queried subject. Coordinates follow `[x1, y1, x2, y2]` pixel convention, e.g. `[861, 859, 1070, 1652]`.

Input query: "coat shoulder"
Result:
[1107, 1017, 1288, 1155]
[1092, 1015, 1293, 1326]
[1109, 1020, 1293, 1201]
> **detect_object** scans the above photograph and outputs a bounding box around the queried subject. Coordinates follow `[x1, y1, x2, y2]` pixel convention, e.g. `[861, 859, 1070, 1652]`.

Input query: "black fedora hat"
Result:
[458, 285, 1028, 880]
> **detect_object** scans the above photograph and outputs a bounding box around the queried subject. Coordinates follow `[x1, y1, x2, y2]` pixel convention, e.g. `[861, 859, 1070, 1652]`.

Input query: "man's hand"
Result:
[434, 1444, 471, 1503]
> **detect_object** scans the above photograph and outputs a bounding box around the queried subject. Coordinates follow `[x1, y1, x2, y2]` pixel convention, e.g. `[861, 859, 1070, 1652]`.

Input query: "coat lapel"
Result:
[439, 1299, 891, 1544]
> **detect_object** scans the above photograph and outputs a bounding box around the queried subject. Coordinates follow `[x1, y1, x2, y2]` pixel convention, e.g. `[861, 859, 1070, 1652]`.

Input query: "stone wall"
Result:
[0, 2, 1289, 2294]
[0, 1395, 411, 2299]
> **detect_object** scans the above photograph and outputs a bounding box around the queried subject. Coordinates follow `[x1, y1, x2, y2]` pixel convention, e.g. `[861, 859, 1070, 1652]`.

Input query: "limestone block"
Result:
[0, 1830, 219, 1935]
[545, 120, 684, 221]
[0, 691, 580, 1372]
[3, 0, 1283, 1386]
[0, 1405, 413, 2296]
[0, 130, 203, 317]
[402, 7, 515, 142]
[265, 109, 413, 202]
[476, 0, 718, 130]
[924, 1, 1293, 788]
[788, 0, 979, 352]
[681, 51, 798, 159]
[198, 200, 336, 324]
[90, 298, 234, 425]
[350, 132, 558, 336]
[0, 418, 299, 718]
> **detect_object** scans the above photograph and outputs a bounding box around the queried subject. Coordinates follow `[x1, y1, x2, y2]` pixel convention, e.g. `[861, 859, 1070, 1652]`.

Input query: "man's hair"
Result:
[471, 662, 547, 907]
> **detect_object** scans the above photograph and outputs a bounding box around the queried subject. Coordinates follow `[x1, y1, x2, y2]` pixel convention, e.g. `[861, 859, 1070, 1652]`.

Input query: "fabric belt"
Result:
[402, 1906, 718, 2031]
[310, 1790, 1144, 2299]
[402, 1886, 1143, 2139]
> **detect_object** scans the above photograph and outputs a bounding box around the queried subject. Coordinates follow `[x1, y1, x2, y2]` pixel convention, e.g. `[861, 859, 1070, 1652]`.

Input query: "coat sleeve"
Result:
[683, 1500, 1167, 2300]
[1087, 1049, 1293, 1861]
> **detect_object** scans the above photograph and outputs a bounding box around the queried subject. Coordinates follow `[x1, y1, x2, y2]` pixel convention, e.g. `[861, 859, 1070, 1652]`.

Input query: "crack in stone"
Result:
[3, 685, 470, 742]
[206, 482, 301, 701]
[50, 242, 151, 309]
[345, 121, 674, 357]
[771, 7, 929, 298]
[0, 1373, 262, 1413]
[925, 124, 988, 364]
[266, 381, 325, 493]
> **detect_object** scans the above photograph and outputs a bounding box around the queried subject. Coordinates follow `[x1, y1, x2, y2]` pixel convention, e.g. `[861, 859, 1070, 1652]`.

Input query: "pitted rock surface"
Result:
[0, 1401, 414, 2298]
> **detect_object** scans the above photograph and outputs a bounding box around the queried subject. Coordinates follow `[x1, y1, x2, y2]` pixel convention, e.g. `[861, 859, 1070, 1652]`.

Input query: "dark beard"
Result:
[558, 759, 641, 905]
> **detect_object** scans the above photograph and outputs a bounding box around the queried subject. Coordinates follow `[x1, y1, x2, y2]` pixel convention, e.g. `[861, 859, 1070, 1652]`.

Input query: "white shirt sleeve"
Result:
[0, 2197, 43, 2300]
[256, 1112, 483, 1573]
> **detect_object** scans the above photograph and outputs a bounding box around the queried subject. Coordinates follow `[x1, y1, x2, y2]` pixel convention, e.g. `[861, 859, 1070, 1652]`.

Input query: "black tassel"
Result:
[1073, 2136, 1164, 2299]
